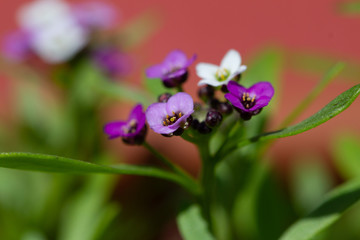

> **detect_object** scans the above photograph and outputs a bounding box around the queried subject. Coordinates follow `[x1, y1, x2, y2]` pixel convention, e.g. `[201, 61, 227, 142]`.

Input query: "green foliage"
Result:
[238, 84, 360, 148]
[280, 180, 360, 240]
[338, 1, 360, 15]
[177, 204, 215, 240]
[332, 134, 360, 179]
[0, 152, 181, 183]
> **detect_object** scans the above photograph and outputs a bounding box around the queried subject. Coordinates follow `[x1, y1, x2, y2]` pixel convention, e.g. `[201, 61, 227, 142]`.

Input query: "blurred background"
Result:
[0, 0, 360, 239]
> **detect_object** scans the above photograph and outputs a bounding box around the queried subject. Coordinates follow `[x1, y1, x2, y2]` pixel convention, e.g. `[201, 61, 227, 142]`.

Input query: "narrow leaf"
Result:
[279, 180, 360, 240]
[338, 1, 360, 15]
[238, 84, 360, 148]
[177, 205, 215, 240]
[0, 152, 181, 184]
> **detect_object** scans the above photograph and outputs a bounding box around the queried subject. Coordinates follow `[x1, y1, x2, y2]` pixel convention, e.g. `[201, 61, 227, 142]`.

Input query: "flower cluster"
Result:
[2, 0, 128, 76]
[104, 49, 274, 144]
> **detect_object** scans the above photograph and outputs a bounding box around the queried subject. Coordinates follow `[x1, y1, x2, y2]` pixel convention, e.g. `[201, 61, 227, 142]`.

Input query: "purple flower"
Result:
[104, 104, 147, 145]
[146, 92, 194, 135]
[146, 50, 196, 88]
[71, 1, 117, 29]
[93, 47, 131, 77]
[2, 30, 31, 62]
[225, 81, 274, 120]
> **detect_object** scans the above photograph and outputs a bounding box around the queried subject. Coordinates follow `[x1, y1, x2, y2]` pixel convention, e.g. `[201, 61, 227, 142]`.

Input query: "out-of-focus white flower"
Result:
[17, 0, 71, 31]
[30, 19, 88, 63]
[196, 49, 247, 87]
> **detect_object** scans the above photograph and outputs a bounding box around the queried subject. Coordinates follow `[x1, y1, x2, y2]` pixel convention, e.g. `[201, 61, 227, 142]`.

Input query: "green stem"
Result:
[143, 141, 200, 195]
[199, 142, 215, 233]
[177, 85, 184, 92]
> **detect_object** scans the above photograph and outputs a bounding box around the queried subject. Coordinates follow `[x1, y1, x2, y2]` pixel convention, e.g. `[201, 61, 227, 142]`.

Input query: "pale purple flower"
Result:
[146, 92, 194, 135]
[146, 50, 196, 88]
[196, 49, 247, 87]
[2, 30, 31, 61]
[225, 81, 274, 120]
[93, 47, 131, 77]
[72, 1, 117, 29]
[104, 104, 147, 145]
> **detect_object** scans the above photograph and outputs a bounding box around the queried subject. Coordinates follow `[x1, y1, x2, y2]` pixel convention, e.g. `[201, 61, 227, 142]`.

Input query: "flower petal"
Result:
[128, 104, 146, 132]
[197, 78, 223, 87]
[145, 102, 167, 128]
[103, 121, 127, 139]
[248, 82, 274, 98]
[166, 92, 194, 115]
[227, 81, 247, 96]
[225, 93, 245, 110]
[249, 96, 272, 111]
[164, 50, 188, 67]
[184, 54, 197, 68]
[196, 63, 219, 79]
[220, 49, 241, 73]
[146, 63, 167, 78]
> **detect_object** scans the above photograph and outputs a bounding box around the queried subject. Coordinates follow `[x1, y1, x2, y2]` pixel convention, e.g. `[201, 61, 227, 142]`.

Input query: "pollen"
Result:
[162, 111, 184, 126]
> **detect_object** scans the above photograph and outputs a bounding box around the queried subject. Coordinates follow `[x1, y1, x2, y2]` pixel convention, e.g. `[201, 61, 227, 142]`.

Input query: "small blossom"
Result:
[146, 50, 196, 88]
[225, 81, 274, 120]
[30, 19, 88, 64]
[196, 49, 247, 87]
[104, 104, 147, 145]
[2, 30, 31, 62]
[93, 47, 131, 77]
[146, 92, 194, 135]
[72, 1, 117, 29]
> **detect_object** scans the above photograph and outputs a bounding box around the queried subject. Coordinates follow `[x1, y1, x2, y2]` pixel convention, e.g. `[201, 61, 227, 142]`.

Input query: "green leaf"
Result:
[0, 152, 187, 188]
[238, 84, 360, 148]
[255, 164, 297, 240]
[59, 175, 119, 240]
[332, 134, 360, 179]
[177, 204, 215, 240]
[279, 180, 360, 240]
[338, 1, 360, 15]
[143, 75, 172, 99]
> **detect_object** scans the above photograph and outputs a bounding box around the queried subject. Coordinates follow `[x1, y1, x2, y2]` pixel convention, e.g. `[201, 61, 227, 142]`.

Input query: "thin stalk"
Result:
[199, 142, 215, 233]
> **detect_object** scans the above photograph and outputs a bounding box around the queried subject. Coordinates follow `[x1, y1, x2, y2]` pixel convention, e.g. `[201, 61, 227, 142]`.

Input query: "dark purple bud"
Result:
[162, 71, 189, 88]
[218, 102, 233, 115]
[209, 98, 220, 110]
[198, 85, 214, 101]
[122, 125, 147, 145]
[198, 121, 212, 134]
[191, 118, 200, 130]
[221, 85, 229, 93]
[205, 110, 223, 127]
[158, 93, 172, 103]
[173, 127, 185, 136]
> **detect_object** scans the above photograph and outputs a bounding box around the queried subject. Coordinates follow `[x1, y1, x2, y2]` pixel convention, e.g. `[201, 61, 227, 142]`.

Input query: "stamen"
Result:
[251, 95, 256, 102]
[179, 112, 182, 117]
[163, 121, 166, 125]
[242, 93, 246, 101]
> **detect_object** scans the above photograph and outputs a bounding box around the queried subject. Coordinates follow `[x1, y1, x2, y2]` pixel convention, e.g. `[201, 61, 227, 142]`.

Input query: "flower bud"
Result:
[157, 93, 172, 103]
[198, 85, 214, 102]
[205, 110, 223, 127]
[198, 121, 212, 134]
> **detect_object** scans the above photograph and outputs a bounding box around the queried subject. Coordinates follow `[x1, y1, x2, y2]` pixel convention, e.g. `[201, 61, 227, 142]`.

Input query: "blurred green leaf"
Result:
[238, 84, 360, 148]
[143, 75, 172, 100]
[280, 180, 360, 240]
[0, 152, 183, 184]
[338, 1, 360, 15]
[333, 134, 360, 179]
[280, 62, 345, 127]
[177, 204, 215, 240]
[290, 157, 334, 215]
[286, 50, 360, 82]
[255, 164, 297, 240]
[59, 175, 119, 240]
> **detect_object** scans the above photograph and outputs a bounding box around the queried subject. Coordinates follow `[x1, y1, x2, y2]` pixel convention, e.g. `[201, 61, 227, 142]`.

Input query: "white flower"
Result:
[196, 49, 247, 87]
[30, 19, 88, 63]
[17, 0, 71, 31]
